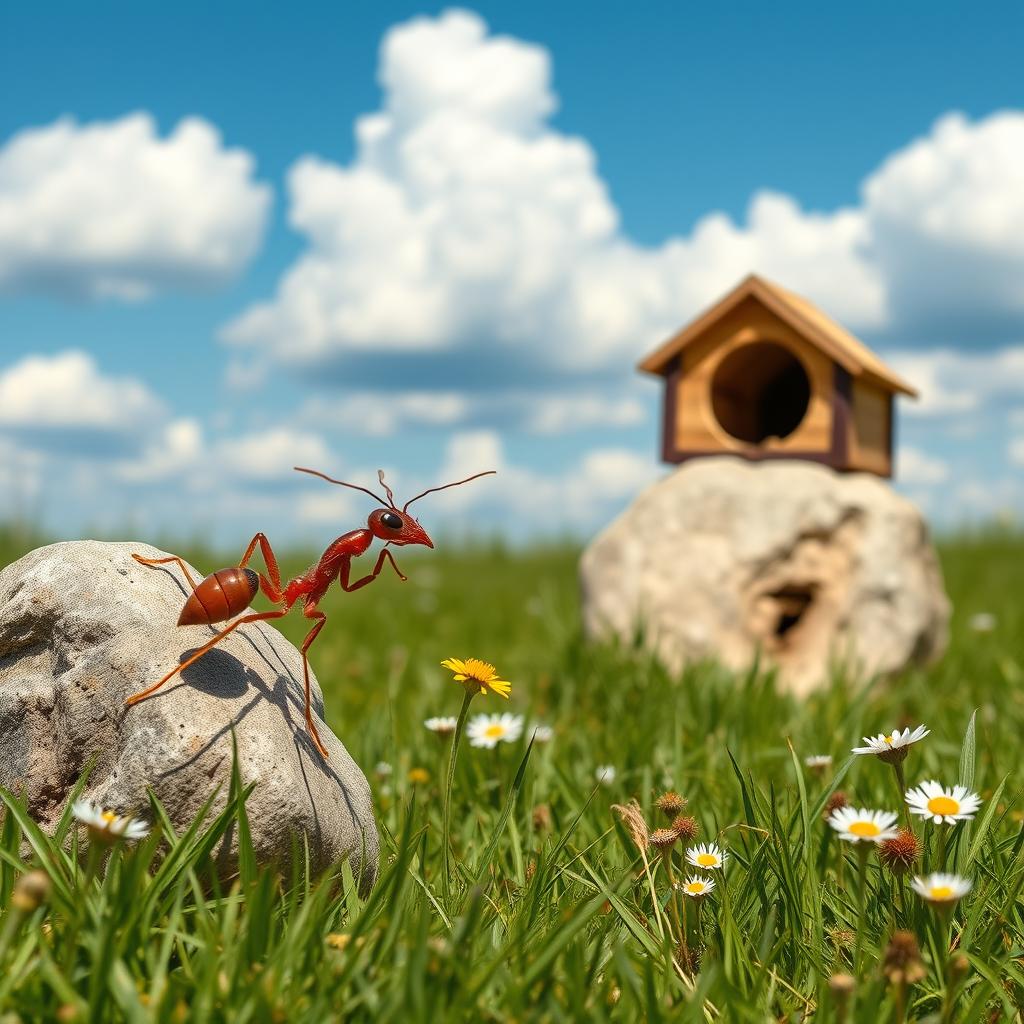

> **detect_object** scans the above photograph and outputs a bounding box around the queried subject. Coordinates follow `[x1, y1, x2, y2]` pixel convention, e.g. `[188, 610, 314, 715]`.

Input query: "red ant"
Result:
[126, 465, 495, 757]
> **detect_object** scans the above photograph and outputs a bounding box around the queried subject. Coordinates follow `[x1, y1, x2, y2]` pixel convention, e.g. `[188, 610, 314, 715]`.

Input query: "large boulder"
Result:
[580, 458, 950, 694]
[0, 541, 378, 892]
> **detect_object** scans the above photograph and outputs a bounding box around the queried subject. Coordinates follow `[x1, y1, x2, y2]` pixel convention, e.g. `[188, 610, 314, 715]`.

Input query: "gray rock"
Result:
[580, 457, 950, 694]
[0, 540, 378, 892]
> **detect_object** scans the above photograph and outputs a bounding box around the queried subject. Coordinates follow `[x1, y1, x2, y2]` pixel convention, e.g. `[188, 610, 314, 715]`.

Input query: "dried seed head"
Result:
[828, 973, 855, 1001]
[879, 828, 920, 874]
[11, 869, 51, 912]
[649, 828, 678, 851]
[671, 815, 700, 842]
[823, 790, 849, 821]
[611, 800, 650, 852]
[655, 791, 687, 818]
[883, 930, 926, 986]
[532, 803, 553, 833]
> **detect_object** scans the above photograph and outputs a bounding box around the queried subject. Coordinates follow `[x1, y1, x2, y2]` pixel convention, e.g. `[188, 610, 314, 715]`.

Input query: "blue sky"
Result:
[1, 2, 1023, 543]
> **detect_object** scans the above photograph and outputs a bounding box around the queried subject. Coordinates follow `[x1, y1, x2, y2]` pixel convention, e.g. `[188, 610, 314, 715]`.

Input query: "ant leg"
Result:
[300, 606, 329, 758]
[237, 532, 284, 602]
[339, 548, 407, 592]
[131, 553, 201, 592]
[125, 609, 289, 707]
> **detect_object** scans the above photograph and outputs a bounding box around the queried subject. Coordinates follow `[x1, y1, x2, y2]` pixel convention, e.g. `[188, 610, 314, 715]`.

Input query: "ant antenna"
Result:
[402, 470, 497, 512]
[293, 466, 392, 507]
[377, 469, 397, 508]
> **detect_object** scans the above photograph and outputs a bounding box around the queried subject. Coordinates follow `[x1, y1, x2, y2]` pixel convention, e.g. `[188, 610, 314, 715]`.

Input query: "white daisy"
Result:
[852, 725, 929, 763]
[466, 712, 524, 749]
[911, 872, 972, 904]
[424, 716, 458, 736]
[905, 781, 982, 825]
[530, 724, 554, 744]
[805, 754, 833, 770]
[72, 800, 149, 843]
[595, 764, 616, 785]
[680, 876, 716, 897]
[827, 806, 900, 844]
[374, 761, 393, 777]
[968, 612, 996, 633]
[686, 842, 727, 871]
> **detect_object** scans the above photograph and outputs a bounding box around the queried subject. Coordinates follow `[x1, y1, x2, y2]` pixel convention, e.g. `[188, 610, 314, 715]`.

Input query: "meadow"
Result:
[0, 523, 1022, 1022]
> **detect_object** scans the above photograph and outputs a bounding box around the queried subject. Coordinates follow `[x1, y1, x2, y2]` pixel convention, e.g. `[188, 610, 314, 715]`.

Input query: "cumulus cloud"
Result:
[864, 111, 1024, 337]
[895, 446, 950, 485]
[0, 113, 271, 300]
[222, 9, 884, 383]
[0, 350, 163, 453]
[223, 10, 1024, 395]
[885, 346, 1024, 417]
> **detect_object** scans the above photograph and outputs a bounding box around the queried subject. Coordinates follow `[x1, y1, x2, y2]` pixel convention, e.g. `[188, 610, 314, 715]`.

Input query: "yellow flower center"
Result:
[929, 886, 954, 900]
[101, 811, 116, 824]
[884, 733, 896, 745]
[927, 796, 959, 816]
[696, 853, 717, 867]
[849, 820, 881, 837]
[485, 725, 505, 738]
[685, 882, 706, 894]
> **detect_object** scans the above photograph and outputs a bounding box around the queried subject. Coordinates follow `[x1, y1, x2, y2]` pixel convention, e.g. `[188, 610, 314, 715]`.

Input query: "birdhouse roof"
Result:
[638, 274, 917, 397]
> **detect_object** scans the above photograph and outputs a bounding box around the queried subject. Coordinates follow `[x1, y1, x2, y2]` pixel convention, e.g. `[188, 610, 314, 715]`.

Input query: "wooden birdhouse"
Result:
[638, 274, 917, 477]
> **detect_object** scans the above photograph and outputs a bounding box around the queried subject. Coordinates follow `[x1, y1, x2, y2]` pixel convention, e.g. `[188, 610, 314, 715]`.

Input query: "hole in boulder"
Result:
[769, 584, 816, 644]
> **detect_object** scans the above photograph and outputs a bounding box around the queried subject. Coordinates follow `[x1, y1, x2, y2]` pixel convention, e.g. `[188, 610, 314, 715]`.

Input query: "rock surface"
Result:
[580, 458, 950, 694]
[0, 541, 378, 892]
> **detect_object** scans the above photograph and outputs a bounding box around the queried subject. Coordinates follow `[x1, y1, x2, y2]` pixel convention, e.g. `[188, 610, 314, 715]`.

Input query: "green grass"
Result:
[1, 525, 1022, 1021]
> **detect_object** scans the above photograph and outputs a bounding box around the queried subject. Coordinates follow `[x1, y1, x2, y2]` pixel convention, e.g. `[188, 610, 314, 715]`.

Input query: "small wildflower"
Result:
[325, 933, 351, 950]
[852, 725, 929, 764]
[440, 657, 511, 699]
[407, 767, 430, 785]
[611, 800, 649, 852]
[883, 930, 926, 986]
[822, 790, 849, 821]
[530, 724, 554, 743]
[649, 828, 678, 851]
[968, 612, 996, 633]
[671, 815, 700, 842]
[72, 800, 149, 844]
[879, 828, 920, 874]
[424, 716, 458, 736]
[655, 791, 687, 818]
[686, 842, 727, 870]
[905, 781, 981, 825]
[680, 876, 715, 898]
[595, 765, 616, 786]
[532, 803, 553, 833]
[805, 754, 833, 771]
[374, 761, 393, 777]
[11, 870, 51, 912]
[911, 872, 972, 905]
[827, 806, 899, 844]
[466, 712, 523, 748]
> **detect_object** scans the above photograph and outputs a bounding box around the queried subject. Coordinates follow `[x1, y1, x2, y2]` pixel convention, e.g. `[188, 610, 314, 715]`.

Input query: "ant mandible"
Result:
[125, 465, 495, 758]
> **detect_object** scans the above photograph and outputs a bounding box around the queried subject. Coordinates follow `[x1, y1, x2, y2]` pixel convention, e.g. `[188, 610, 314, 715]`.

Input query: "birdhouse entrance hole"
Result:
[710, 341, 811, 445]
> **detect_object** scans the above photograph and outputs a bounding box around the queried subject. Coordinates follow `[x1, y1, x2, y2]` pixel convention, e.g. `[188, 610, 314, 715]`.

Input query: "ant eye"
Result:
[380, 511, 403, 530]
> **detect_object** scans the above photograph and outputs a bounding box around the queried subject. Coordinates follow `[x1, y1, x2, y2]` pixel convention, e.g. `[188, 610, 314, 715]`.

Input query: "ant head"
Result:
[293, 465, 495, 550]
[367, 507, 433, 548]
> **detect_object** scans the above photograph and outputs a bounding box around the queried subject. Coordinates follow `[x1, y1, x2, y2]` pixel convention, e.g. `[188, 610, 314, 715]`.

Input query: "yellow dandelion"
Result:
[407, 767, 431, 785]
[441, 657, 511, 699]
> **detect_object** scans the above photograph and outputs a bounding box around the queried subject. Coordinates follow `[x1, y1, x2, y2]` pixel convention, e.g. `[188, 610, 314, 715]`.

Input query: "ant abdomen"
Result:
[178, 567, 260, 626]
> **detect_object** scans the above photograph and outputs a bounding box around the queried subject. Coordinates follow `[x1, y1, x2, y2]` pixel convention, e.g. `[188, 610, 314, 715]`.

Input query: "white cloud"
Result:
[222, 9, 884, 381]
[301, 391, 470, 436]
[524, 393, 647, 434]
[212, 427, 336, 483]
[0, 350, 161, 434]
[115, 418, 203, 482]
[885, 346, 1024, 416]
[1009, 436, 1024, 467]
[0, 113, 271, 300]
[895, 446, 950, 485]
[429, 429, 658, 530]
[864, 111, 1024, 334]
